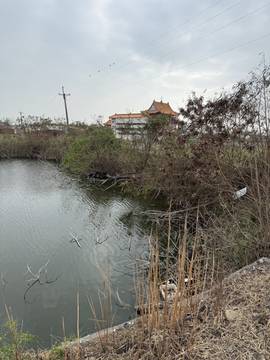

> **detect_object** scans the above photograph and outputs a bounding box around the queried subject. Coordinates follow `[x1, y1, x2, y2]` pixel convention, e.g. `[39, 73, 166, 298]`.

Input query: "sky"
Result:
[0, 0, 270, 123]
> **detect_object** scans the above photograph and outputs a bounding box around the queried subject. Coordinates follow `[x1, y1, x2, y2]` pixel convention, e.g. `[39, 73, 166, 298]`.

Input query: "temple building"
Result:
[105, 100, 178, 139]
[144, 100, 178, 118]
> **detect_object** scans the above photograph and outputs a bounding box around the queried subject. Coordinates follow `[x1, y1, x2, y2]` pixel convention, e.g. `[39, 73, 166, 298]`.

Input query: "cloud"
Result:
[0, 0, 269, 121]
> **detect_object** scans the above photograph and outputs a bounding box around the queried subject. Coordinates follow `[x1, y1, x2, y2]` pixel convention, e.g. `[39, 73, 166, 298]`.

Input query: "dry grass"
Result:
[34, 259, 270, 360]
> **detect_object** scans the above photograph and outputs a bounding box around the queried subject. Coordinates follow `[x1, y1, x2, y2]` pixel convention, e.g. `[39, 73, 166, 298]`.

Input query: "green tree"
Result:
[63, 126, 122, 175]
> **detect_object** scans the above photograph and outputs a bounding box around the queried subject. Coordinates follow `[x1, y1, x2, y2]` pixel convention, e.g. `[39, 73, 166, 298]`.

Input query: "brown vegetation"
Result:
[35, 252, 270, 359]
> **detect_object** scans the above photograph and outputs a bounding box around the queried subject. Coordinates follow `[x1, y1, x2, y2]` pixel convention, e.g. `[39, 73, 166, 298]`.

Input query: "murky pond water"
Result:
[0, 160, 153, 347]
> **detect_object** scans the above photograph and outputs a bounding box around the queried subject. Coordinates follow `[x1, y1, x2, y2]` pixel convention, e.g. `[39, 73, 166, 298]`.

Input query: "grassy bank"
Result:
[0, 133, 72, 162]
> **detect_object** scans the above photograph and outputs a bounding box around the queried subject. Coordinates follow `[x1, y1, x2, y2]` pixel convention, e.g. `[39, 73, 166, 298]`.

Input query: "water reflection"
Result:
[0, 160, 151, 347]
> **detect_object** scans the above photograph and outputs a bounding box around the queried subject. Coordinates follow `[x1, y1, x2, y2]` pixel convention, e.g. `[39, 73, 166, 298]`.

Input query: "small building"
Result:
[106, 100, 178, 139]
[107, 113, 148, 139]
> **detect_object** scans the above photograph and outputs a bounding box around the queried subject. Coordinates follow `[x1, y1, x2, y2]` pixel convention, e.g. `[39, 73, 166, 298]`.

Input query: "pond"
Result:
[0, 160, 154, 347]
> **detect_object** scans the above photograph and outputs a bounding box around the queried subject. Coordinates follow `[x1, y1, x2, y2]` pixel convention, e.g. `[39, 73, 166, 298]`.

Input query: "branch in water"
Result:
[24, 261, 61, 304]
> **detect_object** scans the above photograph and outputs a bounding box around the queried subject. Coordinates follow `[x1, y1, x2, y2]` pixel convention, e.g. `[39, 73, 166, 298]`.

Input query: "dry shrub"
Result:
[0, 134, 72, 161]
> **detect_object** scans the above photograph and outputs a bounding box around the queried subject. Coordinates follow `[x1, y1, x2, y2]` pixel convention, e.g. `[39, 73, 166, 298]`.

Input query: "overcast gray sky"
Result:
[0, 0, 269, 123]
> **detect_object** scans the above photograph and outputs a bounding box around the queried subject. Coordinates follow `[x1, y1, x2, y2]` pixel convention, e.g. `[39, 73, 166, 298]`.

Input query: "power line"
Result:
[85, 1, 270, 118]
[94, 2, 270, 92]
[126, 0, 230, 59]
[140, 0, 226, 50]
[89, 0, 236, 79]
[149, 0, 244, 58]
[204, 1, 270, 38]
[170, 32, 270, 73]
[98, 33, 269, 119]
[154, 1, 270, 65]
[128, 31, 270, 90]
[98, 0, 267, 87]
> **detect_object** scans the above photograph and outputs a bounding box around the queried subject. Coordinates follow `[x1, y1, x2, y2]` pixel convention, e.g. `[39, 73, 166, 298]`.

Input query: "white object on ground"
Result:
[160, 281, 177, 302]
[233, 187, 247, 200]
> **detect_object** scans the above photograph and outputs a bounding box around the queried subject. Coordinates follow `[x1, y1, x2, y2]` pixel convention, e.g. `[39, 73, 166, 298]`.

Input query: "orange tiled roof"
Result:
[146, 100, 178, 116]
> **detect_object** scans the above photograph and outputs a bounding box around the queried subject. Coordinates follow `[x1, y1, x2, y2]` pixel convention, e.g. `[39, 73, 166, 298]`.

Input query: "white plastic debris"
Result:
[160, 281, 177, 302]
[233, 187, 247, 200]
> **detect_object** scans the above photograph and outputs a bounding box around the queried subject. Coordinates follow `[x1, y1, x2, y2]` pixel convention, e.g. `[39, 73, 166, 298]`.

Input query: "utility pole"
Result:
[59, 86, 70, 132]
[261, 53, 269, 137]
[19, 112, 24, 127]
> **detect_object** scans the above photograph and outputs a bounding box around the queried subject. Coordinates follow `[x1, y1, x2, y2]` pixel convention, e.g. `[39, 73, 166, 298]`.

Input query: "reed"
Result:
[129, 212, 221, 359]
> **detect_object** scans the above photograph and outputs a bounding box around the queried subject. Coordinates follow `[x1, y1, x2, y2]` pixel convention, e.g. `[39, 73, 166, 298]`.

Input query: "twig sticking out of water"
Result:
[95, 235, 108, 245]
[70, 233, 82, 248]
[115, 288, 131, 308]
[24, 260, 60, 304]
